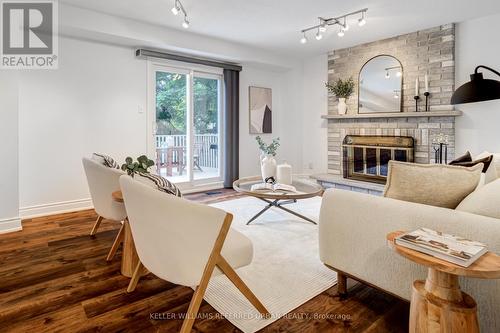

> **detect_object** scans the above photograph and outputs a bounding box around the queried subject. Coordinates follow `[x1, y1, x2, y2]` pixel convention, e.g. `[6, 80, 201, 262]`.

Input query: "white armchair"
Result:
[119, 175, 269, 333]
[82, 157, 127, 261]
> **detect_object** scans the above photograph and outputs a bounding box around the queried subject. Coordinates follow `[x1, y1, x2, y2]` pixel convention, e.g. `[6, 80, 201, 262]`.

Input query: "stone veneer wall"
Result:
[326, 24, 456, 175]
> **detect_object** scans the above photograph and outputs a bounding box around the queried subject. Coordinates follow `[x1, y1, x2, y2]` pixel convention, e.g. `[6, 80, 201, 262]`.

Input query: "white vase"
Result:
[338, 98, 347, 115]
[260, 154, 277, 182]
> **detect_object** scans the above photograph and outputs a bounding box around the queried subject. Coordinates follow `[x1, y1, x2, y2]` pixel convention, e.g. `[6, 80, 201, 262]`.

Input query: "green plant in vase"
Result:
[325, 77, 354, 115]
[121, 155, 155, 177]
[255, 136, 280, 182]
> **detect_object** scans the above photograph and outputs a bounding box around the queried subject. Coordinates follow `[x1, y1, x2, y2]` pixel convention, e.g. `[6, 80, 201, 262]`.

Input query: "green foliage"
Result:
[255, 136, 280, 156]
[156, 73, 219, 135]
[325, 77, 355, 99]
[121, 155, 155, 177]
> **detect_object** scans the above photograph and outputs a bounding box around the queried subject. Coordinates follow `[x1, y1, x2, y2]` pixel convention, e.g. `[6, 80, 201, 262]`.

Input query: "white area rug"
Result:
[204, 196, 337, 333]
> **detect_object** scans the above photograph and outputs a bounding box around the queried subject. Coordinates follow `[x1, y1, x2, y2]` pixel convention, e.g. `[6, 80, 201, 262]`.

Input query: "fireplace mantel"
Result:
[321, 110, 462, 120]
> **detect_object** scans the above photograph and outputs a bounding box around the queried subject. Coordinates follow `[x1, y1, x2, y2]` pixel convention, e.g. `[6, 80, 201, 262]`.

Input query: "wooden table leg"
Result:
[121, 219, 141, 278]
[409, 268, 479, 333]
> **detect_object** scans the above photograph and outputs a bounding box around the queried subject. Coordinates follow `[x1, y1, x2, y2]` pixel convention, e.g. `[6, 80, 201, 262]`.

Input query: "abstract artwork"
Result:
[249, 86, 272, 134]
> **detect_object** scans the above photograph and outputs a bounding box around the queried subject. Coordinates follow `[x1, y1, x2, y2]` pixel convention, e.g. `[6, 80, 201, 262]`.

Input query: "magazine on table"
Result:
[250, 182, 297, 193]
[395, 228, 487, 267]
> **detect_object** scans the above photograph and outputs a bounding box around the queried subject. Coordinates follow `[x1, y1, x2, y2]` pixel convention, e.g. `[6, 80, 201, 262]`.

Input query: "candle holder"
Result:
[414, 95, 420, 112]
[424, 92, 430, 111]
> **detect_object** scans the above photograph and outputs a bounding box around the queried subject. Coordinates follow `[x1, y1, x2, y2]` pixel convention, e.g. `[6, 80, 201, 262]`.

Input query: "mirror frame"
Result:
[358, 54, 403, 114]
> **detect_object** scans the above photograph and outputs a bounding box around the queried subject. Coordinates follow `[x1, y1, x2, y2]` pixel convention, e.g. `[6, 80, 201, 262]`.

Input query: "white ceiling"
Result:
[61, 0, 500, 58]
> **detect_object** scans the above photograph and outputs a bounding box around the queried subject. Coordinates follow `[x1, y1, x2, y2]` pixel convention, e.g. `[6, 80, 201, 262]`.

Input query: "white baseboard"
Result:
[180, 181, 225, 194]
[20, 198, 94, 219]
[0, 217, 22, 234]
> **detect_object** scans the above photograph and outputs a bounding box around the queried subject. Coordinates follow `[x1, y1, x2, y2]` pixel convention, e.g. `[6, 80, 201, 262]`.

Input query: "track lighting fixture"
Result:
[385, 66, 402, 79]
[171, 0, 190, 29]
[300, 8, 367, 45]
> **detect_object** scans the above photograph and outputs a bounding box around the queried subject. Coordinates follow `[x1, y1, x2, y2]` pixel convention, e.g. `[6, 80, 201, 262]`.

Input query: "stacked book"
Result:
[395, 228, 488, 267]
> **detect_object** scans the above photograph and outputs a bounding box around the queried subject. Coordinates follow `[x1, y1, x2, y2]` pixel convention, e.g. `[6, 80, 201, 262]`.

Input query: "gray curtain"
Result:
[223, 69, 240, 188]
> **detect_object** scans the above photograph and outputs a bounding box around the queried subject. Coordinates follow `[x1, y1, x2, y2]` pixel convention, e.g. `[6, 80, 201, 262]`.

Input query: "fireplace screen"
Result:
[343, 135, 414, 184]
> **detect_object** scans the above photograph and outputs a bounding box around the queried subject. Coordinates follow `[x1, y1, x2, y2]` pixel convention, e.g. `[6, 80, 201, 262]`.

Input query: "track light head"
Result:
[171, 1, 180, 15]
[182, 17, 190, 28]
[337, 29, 344, 37]
[358, 11, 367, 26]
[342, 17, 349, 31]
[315, 30, 323, 40]
[319, 19, 327, 33]
[300, 33, 308, 44]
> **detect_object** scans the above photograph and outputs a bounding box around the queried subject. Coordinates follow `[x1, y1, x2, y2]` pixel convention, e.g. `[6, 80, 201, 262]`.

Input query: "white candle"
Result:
[415, 77, 419, 96]
[424, 74, 429, 92]
[276, 163, 292, 185]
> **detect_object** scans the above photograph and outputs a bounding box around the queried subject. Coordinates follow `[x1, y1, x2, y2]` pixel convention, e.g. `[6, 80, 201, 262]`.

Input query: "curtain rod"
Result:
[135, 49, 242, 72]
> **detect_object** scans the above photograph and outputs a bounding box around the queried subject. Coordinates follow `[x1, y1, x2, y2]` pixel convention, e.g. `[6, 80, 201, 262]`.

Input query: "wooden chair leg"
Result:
[217, 255, 270, 316]
[127, 261, 144, 293]
[106, 222, 125, 262]
[180, 257, 218, 333]
[90, 216, 104, 236]
[180, 214, 233, 333]
[337, 271, 348, 298]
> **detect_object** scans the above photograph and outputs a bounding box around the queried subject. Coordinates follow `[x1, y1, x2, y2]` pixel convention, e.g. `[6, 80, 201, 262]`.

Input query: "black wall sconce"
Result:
[451, 65, 500, 104]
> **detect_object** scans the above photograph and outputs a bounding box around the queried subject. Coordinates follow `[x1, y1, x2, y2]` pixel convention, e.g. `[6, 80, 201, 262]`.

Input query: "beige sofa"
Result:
[319, 188, 500, 332]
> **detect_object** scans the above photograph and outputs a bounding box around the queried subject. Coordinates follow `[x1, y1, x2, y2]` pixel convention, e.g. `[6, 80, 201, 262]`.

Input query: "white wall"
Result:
[0, 73, 21, 232]
[455, 13, 500, 155]
[239, 66, 303, 177]
[18, 37, 148, 216]
[301, 54, 328, 174]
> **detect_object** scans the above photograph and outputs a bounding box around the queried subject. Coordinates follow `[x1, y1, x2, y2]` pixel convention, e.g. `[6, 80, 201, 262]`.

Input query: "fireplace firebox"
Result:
[342, 135, 414, 184]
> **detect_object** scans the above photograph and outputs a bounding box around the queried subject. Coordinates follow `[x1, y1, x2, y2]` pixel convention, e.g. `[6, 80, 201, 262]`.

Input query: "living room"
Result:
[1, 0, 500, 332]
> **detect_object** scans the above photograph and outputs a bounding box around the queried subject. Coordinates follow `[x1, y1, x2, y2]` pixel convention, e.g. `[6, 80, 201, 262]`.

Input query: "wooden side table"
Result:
[387, 231, 500, 333]
[112, 191, 143, 278]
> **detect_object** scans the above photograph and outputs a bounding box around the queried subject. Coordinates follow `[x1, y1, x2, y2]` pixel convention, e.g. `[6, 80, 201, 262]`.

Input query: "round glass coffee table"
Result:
[233, 176, 324, 225]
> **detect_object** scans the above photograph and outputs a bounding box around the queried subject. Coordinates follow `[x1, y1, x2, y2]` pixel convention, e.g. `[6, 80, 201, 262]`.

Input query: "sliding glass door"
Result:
[149, 63, 223, 188]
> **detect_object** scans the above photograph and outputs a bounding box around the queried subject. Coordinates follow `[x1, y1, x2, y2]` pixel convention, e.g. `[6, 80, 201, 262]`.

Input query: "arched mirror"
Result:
[358, 55, 403, 113]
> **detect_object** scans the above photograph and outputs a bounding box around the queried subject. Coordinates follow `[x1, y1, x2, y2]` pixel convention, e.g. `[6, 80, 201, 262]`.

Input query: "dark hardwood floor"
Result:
[0, 189, 409, 332]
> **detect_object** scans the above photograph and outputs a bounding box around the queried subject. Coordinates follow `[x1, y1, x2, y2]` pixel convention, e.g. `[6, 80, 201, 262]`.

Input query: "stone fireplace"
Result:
[313, 24, 462, 194]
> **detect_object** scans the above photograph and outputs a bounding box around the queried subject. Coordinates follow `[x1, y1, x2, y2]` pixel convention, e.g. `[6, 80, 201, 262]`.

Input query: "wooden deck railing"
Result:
[156, 134, 218, 168]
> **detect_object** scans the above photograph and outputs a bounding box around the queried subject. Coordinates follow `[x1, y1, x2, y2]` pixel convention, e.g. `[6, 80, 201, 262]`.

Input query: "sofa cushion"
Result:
[456, 178, 500, 219]
[92, 153, 120, 169]
[135, 172, 182, 197]
[384, 161, 483, 209]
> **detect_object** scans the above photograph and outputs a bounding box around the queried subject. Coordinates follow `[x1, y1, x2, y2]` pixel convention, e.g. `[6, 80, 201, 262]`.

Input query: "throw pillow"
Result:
[449, 151, 472, 164]
[92, 153, 120, 169]
[456, 178, 500, 219]
[449, 154, 493, 173]
[384, 161, 483, 209]
[135, 172, 182, 197]
[475, 151, 499, 184]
